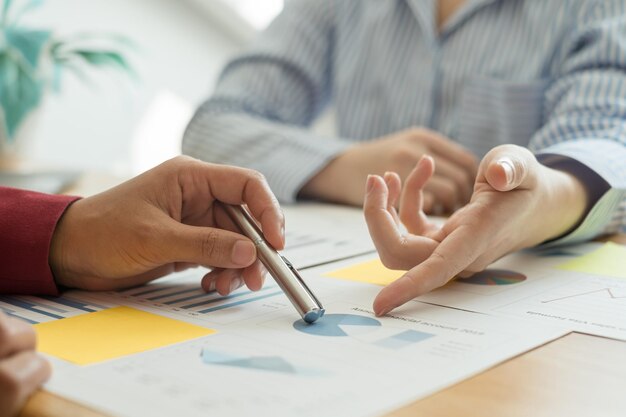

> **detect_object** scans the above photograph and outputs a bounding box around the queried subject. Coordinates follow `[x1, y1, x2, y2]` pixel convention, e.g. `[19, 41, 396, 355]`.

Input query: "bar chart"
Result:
[0, 295, 106, 324]
[112, 279, 289, 324]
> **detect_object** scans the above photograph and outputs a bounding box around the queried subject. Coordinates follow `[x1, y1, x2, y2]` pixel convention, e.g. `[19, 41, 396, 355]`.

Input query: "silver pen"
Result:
[222, 204, 325, 324]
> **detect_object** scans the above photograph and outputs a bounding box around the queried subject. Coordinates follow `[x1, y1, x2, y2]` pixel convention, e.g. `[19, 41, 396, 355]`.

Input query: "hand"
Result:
[50, 156, 285, 296]
[0, 312, 51, 417]
[364, 145, 587, 315]
[300, 127, 478, 212]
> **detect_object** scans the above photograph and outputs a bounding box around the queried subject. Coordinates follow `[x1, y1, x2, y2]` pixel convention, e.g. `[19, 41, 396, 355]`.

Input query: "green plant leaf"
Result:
[70, 49, 136, 78]
[1, 0, 13, 26]
[0, 50, 42, 141]
[5, 26, 50, 67]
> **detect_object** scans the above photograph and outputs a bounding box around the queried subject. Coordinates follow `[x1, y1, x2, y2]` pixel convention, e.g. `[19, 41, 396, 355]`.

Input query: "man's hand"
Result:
[364, 145, 587, 315]
[50, 156, 285, 296]
[301, 127, 478, 212]
[0, 312, 51, 417]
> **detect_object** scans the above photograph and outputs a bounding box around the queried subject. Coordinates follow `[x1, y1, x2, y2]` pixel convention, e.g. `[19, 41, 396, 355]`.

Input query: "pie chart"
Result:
[293, 313, 381, 337]
[456, 269, 526, 286]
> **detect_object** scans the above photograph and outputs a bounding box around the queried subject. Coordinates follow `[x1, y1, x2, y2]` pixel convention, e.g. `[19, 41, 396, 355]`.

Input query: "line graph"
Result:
[495, 276, 626, 340]
[542, 288, 626, 304]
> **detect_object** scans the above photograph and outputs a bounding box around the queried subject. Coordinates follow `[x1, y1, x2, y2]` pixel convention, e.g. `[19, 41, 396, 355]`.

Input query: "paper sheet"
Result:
[410, 242, 626, 341]
[281, 202, 375, 268]
[35, 306, 215, 365]
[39, 268, 566, 417]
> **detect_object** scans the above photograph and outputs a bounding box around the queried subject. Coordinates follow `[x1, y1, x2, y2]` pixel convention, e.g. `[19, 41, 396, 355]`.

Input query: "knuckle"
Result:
[246, 169, 267, 185]
[379, 251, 404, 270]
[168, 155, 197, 172]
[378, 238, 413, 270]
[389, 145, 418, 167]
[201, 230, 226, 261]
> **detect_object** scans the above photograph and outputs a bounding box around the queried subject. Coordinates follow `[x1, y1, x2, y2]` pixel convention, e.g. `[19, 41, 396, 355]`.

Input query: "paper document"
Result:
[281, 202, 375, 268]
[32, 263, 566, 417]
[397, 242, 626, 341]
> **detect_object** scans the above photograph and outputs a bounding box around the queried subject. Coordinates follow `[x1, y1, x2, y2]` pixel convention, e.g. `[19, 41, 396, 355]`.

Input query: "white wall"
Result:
[25, 0, 246, 174]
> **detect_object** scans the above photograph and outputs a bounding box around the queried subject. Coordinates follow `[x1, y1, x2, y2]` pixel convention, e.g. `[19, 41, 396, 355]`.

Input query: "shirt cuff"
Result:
[536, 139, 626, 246]
[0, 188, 80, 295]
[257, 136, 352, 203]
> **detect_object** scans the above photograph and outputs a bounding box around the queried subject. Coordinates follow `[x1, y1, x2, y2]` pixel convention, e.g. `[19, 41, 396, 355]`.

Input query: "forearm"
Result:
[183, 110, 350, 203]
[530, 165, 588, 245]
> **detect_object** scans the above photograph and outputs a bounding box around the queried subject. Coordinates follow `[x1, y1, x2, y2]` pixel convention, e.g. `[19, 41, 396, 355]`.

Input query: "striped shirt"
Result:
[183, 0, 626, 244]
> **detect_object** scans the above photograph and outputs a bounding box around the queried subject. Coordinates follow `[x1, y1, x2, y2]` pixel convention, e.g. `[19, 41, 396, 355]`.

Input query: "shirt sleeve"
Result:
[530, 0, 626, 245]
[0, 187, 80, 295]
[182, 0, 350, 203]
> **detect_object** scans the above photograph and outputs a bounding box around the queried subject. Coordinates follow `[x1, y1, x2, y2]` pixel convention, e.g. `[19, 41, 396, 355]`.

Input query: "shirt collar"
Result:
[405, 0, 504, 41]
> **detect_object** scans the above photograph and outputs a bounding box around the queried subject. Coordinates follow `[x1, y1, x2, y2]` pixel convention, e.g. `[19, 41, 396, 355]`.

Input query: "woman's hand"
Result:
[50, 156, 285, 296]
[301, 127, 478, 212]
[364, 145, 587, 316]
[0, 312, 51, 417]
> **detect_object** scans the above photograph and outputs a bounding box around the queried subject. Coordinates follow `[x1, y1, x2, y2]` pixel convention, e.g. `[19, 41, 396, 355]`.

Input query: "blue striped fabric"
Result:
[183, 0, 626, 242]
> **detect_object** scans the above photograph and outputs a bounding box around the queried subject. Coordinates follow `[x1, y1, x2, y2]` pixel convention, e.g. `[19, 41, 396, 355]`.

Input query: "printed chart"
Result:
[456, 269, 527, 286]
[0, 295, 107, 324]
[112, 278, 289, 325]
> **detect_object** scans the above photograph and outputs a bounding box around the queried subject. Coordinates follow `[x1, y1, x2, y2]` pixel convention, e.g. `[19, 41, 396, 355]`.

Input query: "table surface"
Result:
[18, 232, 626, 417]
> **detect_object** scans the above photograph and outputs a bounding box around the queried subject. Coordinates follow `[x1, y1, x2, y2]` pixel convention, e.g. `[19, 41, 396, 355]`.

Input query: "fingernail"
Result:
[498, 158, 514, 185]
[229, 277, 243, 293]
[231, 241, 255, 265]
[376, 306, 390, 317]
[281, 224, 286, 241]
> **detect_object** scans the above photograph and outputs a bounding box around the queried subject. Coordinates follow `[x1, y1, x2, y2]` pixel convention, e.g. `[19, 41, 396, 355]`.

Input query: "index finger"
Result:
[373, 224, 484, 316]
[188, 162, 285, 251]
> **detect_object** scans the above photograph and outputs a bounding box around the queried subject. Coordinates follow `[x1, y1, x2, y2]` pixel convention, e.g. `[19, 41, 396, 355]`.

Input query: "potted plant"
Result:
[0, 0, 134, 162]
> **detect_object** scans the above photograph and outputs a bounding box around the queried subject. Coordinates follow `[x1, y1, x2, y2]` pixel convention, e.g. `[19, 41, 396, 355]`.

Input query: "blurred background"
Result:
[1, 0, 284, 180]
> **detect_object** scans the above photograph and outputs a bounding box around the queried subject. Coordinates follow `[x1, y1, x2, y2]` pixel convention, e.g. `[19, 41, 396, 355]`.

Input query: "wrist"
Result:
[299, 147, 363, 205]
[49, 199, 83, 288]
[536, 165, 588, 243]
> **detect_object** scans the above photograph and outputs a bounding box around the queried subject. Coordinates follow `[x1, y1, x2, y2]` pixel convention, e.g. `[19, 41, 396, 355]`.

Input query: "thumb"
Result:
[483, 145, 537, 191]
[163, 223, 257, 269]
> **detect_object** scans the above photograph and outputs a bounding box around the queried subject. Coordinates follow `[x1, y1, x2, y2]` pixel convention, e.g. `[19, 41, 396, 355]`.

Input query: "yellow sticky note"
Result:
[556, 242, 626, 279]
[35, 306, 215, 365]
[324, 258, 406, 286]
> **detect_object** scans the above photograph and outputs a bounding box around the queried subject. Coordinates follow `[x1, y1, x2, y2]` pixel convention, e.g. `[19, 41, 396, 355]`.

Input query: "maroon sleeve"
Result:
[0, 187, 80, 295]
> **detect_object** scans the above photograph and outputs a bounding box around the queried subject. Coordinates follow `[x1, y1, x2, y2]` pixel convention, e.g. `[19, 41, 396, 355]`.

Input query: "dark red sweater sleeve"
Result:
[0, 187, 80, 295]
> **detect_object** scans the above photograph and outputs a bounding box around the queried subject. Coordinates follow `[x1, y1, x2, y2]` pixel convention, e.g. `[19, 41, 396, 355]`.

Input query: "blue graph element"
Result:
[293, 313, 381, 337]
[0, 297, 64, 320]
[181, 286, 277, 309]
[375, 330, 434, 349]
[198, 291, 283, 314]
[147, 287, 199, 301]
[42, 296, 102, 312]
[201, 349, 327, 376]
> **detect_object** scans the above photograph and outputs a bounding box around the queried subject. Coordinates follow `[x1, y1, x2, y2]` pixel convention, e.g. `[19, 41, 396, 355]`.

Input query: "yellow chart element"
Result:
[35, 306, 216, 365]
[324, 258, 406, 286]
[556, 242, 626, 279]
